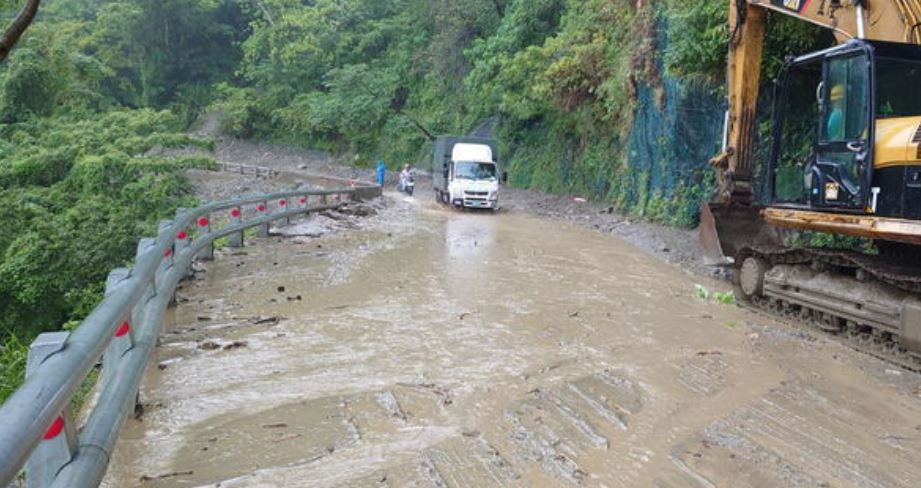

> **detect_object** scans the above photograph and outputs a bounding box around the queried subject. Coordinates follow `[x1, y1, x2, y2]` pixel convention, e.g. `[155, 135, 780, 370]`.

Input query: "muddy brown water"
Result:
[103, 195, 921, 488]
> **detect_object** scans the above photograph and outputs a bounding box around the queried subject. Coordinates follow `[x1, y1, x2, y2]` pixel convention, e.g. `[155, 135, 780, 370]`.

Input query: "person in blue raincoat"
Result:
[375, 160, 387, 186]
[826, 84, 845, 141]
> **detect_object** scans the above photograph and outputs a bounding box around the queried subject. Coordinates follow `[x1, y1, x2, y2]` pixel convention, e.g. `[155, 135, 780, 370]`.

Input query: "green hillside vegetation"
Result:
[217, 0, 826, 222]
[0, 0, 829, 401]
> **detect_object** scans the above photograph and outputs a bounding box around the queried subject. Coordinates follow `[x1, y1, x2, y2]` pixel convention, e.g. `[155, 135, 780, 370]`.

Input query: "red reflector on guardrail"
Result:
[43, 416, 64, 440]
[231, 209, 242, 218]
[279, 199, 287, 207]
[256, 204, 266, 212]
[115, 321, 130, 337]
[197, 217, 210, 227]
[176, 231, 188, 240]
[299, 197, 307, 205]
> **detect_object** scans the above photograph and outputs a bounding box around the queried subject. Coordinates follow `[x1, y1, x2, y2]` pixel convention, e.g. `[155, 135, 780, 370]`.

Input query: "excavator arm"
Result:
[702, 0, 921, 258]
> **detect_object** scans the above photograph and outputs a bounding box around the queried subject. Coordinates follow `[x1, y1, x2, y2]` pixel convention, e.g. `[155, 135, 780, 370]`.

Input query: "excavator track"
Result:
[734, 246, 921, 372]
[739, 297, 921, 373]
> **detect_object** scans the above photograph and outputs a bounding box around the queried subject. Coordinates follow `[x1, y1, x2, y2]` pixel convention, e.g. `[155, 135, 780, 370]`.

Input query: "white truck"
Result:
[432, 136, 506, 210]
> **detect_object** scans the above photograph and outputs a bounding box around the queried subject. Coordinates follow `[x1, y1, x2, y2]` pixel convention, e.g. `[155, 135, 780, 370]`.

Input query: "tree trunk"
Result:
[491, 0, 505, 17]
[0, 0, 41, 63]
[403, 112, 436, 142]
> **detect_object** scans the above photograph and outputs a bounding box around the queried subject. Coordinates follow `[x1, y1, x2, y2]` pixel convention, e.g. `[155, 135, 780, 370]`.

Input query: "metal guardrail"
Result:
[0, 184, 381, 487]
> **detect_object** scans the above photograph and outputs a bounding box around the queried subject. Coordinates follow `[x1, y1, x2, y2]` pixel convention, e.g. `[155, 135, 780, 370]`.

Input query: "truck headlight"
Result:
[489, 192, 498, 201]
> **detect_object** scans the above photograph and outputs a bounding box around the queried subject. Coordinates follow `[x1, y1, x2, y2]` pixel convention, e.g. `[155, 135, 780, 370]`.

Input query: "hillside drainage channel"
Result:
[104, 196, 921, 488]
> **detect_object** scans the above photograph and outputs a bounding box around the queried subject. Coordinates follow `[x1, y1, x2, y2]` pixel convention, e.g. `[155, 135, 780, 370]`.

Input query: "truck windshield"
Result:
[876, 57, 921, 118]
[455, 162, 497, 181]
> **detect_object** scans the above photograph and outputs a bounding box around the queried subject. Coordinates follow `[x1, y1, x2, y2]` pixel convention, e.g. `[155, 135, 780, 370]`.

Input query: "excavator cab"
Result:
[770, 40, 875, 211]
[769, 39, 921, 220]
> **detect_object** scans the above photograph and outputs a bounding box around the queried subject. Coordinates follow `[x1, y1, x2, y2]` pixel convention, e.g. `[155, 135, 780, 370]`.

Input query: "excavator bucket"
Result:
[699, 202, 784, 260]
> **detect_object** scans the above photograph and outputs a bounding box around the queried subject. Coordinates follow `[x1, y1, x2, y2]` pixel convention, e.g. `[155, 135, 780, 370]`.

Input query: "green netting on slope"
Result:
[620, 24, 725, 226]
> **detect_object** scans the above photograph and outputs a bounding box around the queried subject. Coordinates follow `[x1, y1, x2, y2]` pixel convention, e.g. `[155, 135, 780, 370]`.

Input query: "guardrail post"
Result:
[256, 201, 270, 237]
[25, 332, 75, 488]
[158, 220, 174, 274]
[138, 238, 161, 298]
[157, 221, 175, 306]
[228, 207, 244, 248]
[195, 215, 214, 261]
[320, 194, 328, 206]
[101, 269, 134, 390]
[174, 209, 192, 278]
[275, 198, 290, 226]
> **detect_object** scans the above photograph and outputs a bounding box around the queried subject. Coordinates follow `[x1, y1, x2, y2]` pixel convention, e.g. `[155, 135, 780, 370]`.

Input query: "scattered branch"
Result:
[0, 0, 41, 63]
[402, 112, 436, 142]
[250, 0, 275, 26]
[491, 0, 505, 17]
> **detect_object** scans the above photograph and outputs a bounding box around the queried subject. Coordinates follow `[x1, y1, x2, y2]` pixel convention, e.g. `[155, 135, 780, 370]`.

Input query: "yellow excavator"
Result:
[702, 0, 921, 365]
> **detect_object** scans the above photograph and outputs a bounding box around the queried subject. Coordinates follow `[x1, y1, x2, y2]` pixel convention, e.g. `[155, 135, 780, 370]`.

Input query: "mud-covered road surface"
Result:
[104, 193, 921, 488]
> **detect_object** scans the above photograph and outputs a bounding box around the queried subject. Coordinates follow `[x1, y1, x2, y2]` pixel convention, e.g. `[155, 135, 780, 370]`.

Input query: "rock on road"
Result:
[104, 193, 921, 488]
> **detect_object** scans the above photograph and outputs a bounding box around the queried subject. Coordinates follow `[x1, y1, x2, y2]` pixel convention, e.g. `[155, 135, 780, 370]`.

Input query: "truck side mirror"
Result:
[502, 171, 509, 184]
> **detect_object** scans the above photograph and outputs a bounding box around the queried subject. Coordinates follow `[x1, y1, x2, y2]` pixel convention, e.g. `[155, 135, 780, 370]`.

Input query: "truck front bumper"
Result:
[453, 198, 498, 209]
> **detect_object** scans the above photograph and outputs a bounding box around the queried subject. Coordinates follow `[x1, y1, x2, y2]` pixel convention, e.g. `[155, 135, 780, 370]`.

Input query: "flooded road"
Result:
[105, 195, 921, 487]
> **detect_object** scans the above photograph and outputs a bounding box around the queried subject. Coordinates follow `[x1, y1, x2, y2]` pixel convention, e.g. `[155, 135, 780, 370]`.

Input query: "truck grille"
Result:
[465, 191, 489, 197]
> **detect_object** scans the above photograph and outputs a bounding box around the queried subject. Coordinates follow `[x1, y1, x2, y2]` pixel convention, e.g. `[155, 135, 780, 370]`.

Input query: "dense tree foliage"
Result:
[0, 110, 214, 338]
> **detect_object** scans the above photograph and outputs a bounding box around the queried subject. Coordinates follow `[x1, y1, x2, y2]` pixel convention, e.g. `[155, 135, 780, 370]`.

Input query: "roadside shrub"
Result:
[0, 333, 27, 405]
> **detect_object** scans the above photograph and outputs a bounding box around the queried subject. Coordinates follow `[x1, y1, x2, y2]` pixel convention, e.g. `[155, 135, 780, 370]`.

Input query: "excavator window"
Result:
[822, 55, 869, 142]
[814, 53, 871, 208]
[772, 59, 822, 204]
[876, 57, 921, 118]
